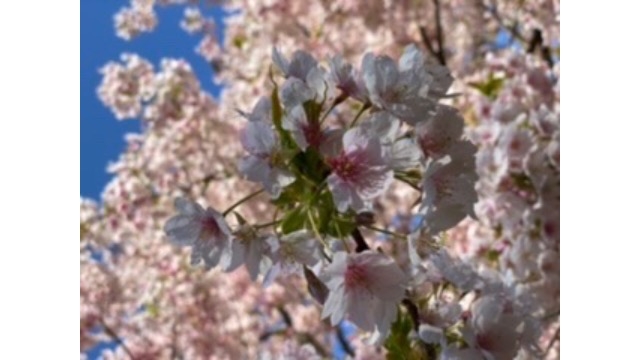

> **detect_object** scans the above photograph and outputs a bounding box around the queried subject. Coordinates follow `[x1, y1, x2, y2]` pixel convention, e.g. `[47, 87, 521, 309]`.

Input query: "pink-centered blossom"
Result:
[264, 230, 322, 284]
[326, 127, 393, 213]
[282, 105, 342, 152]
[228, 225, 274, 281]
[416, 105, 465, 160]
[321, 251, 409, 344]
[359, 111, 423, 171]
[362, 45, 452, 125]
[239, 121, 295, 198]
[328, 54, 369, 102]
[164, 197, 234, 270]
[420, 142, 478, 234]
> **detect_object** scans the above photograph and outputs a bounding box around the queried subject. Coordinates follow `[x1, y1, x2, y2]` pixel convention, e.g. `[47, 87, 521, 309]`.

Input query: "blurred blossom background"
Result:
[81, 1, 559, 359]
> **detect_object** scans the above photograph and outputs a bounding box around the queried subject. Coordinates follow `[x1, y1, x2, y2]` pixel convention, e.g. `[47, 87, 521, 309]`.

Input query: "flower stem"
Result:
[349, 102, 371, 128]
[307, 210, 329, 250]
[351, 228, 370, 253]
[320, 92, 348, 124]
[254, 219, 283, 229]
[394, 174, 422, 192]
[223, 188, 265, 216]
[364, 225, 406, 240]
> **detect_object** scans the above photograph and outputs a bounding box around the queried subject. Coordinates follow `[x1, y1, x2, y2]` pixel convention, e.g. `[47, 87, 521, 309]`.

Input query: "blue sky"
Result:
[81, 0, 225, 201]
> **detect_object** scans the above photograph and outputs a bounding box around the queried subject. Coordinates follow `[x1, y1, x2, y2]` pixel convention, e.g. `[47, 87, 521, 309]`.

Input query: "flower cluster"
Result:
[83, 1, 560, 358]
[468, 52, 560, 319]
[163, 46, 485, 352]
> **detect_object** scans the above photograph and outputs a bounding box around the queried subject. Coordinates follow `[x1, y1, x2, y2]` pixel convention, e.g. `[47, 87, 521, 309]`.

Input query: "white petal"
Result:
[164, 215, 201, 246]
[241, 121, 276, 155]
[272, 47, 289, 75]
[174, 197, 203, 215]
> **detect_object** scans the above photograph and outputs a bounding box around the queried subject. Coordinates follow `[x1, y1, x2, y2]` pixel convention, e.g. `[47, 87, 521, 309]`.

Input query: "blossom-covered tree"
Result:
[81, 1, 559, 358]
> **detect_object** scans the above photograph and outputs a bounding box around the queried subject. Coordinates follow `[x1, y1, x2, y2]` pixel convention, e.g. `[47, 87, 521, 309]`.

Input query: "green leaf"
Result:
[510, 172, 536, 193]
[311, 191, 353, 238]
[303, 99, 324, 123]
[146, 302, 160, 318]
[272, 178, 307, 206]
[232, 35, 247, 49]
[233, 211, 247, 226]
[328, 216, 356, 239]
[271, 88, 297, 151]
[469, 74, 504, 100]
[291, 149, 330, 184]
[384, 310, 414, 360]
[281, 207, 307, 234]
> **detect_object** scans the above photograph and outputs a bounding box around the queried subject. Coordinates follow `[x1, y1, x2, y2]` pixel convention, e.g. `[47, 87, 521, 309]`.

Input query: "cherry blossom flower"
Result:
[362, 45, 448, 125]
[328, 54, 369, 102]
[227, 224, 274, 281]
[461, 293, 540, 360]
[180, 7, 205, 34]
[420, 145, 478, 234]
[272, 48, 318, 81]
[98, 53, 155, 120]
[359, 111, 423, 171]
[164, 197, 234, 270]
[84, 2, 561, 357]
[416, 105, 465, 161]
[321, 251, 409, 344]
[264, 230, 322, 283]
[114, 2, 157, 40]
[282, 105, 341, 152]
[326, 127, 393, 213]
[238, 121, 295, 198]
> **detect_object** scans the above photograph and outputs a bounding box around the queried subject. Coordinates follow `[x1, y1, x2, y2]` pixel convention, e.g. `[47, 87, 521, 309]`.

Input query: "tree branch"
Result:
[351, 228, 370, 253]
[486, 2, 555, 68]
[419, 26, 440, 63]
[544, 326, 560, 357]
[336, 324, 356, 358]
[432, 0, 447, 66]
[99, 318, 136, 360]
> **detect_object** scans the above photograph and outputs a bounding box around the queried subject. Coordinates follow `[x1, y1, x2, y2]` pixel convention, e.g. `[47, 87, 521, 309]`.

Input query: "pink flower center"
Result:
[476, 332, 497, 351]
[432, 174, 452, 197]
[328, 151, 363, 182]
[345, 262, 369, 289]
[303, 123, 324, 149]
[200, 216, 221, 240]
[419, 134, 448, 158]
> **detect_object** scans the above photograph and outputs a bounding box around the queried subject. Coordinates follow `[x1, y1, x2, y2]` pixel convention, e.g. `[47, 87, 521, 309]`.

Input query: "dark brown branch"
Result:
[419, 26, 440, 62]
[487, 2, 526, 43]
[100, 318, 136, 360]
[336, 323, 356, 358]
[486, 2, 555, 69]
[351, 228, 370, 253]
[401, 299, 420, 332]
[432, 0, 447, 66]
[259, 307, 331, 357]
[527, 28, 544, 53]
[278, 306, 293, 327]
[544, 327, 560, 357]
[296, 333, 330, 358]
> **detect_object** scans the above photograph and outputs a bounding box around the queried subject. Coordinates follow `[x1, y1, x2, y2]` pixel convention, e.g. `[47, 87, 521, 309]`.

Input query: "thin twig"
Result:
[401, 299, 420, 332]
[432, 0, 447, 66]
[222, 188, 264, 216]
[100, 318, 136, 360]
[544, 327, 560, 357]
[418, 26, 440, 61]
[350, 228, 370, 253]
[485, 1, 555, 68]
[364, 225, 406, 240]
[336, 324, 356, 358]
